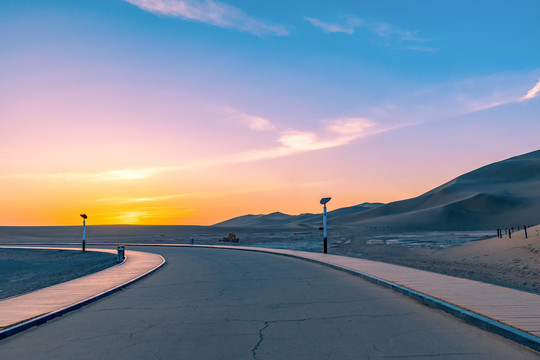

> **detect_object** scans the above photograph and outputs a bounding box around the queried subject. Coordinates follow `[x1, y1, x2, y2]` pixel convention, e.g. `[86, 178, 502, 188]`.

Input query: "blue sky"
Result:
[1, 0, 539, 224]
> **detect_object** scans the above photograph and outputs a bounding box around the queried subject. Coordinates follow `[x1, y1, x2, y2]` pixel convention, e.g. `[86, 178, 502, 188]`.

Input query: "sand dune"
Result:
[338, 149, 540, 229]
[215, 203, 383, 227]
[215, 211, 314, 227]
[214, 203, 383, 227]
[218, 149, 540, 230]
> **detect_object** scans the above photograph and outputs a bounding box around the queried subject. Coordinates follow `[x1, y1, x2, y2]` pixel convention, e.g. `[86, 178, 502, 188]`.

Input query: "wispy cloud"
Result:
[202, 76, 540, 170]
[467, 77, 540, 111]
[276, 118, 376, 153]
[401, 45, 438, 53]
[213, 117, 379, 164]
[325, 117, 374, 136]
[2, 166, 174, 182]
[367, 21, 423, 42]
[225, 108, 276, 131]
[97, 182, 328, 209]
[102, 207, 195, 223]
[97, 194, 192, 203]
[0, 116, 387, 183]
[124, 0, 289, 36]
[305, 15, 433, 51]
[370, 72, 540, 128]
[520, 79, 540, 102]
[92, 167, 173, 181]
[304, 17, 361, 35]
[103, 210, 154, 224]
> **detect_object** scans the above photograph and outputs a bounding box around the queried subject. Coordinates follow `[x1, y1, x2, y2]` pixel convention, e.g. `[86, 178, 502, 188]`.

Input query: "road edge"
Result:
[0, 248, 166, 341]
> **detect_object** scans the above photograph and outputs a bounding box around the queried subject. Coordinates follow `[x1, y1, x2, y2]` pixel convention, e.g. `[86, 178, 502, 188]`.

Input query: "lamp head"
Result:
[80, 214, 88, 219]
[320, 197, 332, 205]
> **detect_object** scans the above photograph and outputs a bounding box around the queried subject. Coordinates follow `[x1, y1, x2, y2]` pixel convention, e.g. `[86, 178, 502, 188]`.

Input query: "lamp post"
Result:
[320, 197, 331, 253]
[80, 214, 87, 252]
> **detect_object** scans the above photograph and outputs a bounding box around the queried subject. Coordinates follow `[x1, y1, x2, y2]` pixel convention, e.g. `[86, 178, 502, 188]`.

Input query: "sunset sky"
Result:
[1, 0, 539, 225]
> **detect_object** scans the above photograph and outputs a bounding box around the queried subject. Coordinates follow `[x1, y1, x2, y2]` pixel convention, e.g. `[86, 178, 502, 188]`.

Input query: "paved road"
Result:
[0, 247, 538, 359]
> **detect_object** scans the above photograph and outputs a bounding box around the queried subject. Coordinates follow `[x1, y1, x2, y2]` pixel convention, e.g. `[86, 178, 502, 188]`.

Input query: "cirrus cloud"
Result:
[1, 115, 382, 183]
[304, 17, 362, 35]
[305, 15, 435, 51]
[225, 108, 276, 131]
[124, 0, 289, 37]
[1, 166, 175, 182]
[325, 117, 374, 136]
[520, 79, 540, 102]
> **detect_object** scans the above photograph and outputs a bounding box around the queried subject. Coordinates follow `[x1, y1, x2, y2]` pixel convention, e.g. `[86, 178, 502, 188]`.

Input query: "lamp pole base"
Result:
[323, 237, 327, 254]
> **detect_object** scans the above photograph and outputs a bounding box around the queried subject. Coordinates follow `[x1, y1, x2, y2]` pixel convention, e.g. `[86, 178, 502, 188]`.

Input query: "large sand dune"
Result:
[336, 149, 540, 229]
[218, 149, 540, 230]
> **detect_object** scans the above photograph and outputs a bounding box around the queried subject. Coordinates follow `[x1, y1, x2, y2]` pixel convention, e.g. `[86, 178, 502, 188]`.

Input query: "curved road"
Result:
[0, 247, 538, 359]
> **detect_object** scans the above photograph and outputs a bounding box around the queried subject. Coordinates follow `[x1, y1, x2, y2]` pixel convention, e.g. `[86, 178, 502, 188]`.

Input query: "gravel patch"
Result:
[0, 248, 117, 300]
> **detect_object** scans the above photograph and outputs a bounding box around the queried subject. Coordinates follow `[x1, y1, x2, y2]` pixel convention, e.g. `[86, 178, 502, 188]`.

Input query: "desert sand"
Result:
[336, 225, 540, 294]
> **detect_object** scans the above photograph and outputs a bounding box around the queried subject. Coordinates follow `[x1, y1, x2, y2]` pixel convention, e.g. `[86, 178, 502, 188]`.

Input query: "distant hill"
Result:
[214, 149, 540, 230]
[214, 203, 383, 227]
[333, 149, 540, 229]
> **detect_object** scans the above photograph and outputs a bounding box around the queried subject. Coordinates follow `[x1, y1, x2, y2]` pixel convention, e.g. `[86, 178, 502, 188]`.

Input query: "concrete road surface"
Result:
[0, 247, 538, 359]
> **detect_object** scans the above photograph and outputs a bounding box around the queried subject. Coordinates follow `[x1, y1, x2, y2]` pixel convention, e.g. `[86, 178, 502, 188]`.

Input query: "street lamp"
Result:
[320, 197, 331, 253]
[80, 214, 87, 252]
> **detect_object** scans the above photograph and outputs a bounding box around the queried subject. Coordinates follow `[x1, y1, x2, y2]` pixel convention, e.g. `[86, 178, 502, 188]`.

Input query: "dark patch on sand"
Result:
[0, 249, 117, 300]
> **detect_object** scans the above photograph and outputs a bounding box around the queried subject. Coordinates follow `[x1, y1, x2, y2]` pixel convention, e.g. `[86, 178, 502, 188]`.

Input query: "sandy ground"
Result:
[1, 224, 540, 295]
[335, 225, 540, 294]
[0, 248, 117, 300]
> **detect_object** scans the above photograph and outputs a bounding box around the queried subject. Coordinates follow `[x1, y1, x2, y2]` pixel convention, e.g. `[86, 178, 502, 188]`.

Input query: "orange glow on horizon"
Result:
[0, 167, 433, 226]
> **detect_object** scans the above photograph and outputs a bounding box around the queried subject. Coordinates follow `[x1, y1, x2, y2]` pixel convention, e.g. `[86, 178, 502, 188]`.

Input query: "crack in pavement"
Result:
[246, 312, 419, 359]
[382, 353, 482, 358]
[231, 311, 417, 325]
[251, 321, 269, 360]
[209, 284, 232, 300]
[373, 343, 481, 358]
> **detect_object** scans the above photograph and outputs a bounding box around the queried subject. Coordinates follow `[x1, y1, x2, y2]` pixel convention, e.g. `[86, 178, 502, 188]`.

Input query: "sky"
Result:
[1, 0, 539, 226]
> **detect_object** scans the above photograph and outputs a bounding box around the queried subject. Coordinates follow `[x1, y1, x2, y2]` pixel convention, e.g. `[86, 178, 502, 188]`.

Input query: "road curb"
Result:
[0, 249, 166, 341]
